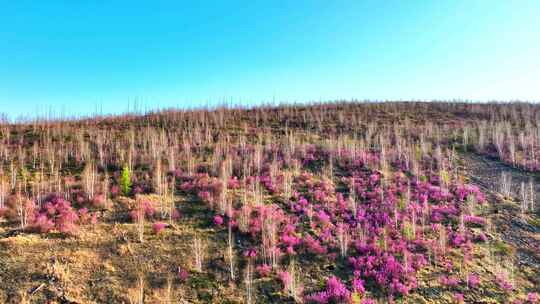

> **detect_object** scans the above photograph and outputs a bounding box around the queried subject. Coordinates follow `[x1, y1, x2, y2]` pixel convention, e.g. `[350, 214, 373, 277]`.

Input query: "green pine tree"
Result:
[120, 165, 132, 196]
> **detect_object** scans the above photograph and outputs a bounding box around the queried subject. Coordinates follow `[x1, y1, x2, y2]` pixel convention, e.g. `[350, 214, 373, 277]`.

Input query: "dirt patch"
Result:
[460, 152, 540, 290]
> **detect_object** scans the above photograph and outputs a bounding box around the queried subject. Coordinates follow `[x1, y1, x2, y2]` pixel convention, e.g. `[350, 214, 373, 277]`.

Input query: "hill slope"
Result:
[0, 102, 539, 303]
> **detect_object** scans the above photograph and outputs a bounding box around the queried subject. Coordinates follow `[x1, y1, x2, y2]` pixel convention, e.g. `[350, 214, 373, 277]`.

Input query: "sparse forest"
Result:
[0, 101, 538, 303]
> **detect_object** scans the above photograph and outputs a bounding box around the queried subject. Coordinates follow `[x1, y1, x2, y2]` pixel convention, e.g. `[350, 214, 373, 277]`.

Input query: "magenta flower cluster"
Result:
[30, 194, 97, 235]
[175, 145, 492, 300]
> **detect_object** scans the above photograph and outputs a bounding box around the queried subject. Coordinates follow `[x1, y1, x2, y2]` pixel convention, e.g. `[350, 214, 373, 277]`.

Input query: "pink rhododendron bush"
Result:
[176, 142, 533, 303]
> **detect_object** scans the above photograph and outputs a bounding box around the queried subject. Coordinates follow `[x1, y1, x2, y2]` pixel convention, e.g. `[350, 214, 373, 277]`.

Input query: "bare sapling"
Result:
[324, 156, 334, 182]
[466, 194, 477, 216]
[411, 211, 417, 240]
[129, 128, 138, 172]
[155, 157, 163, 196]
[254, 143, 262, 175]
[284, 259, 302, 302]
[168, 178, 175, 225]
[499, 172, 512, 198]
[184, 140, 194, 176]
[82, 160, 96, 199]
[348, 186, 357, 217]
[337, 222, 350, 257]
[477, 123, 486, 151]
[10, 161, 16, 190]
[167, 145, 176, 172]
[438, 225, 447, 257]
[520, 182, 528, 216]
[253, 178, 263, 208]
[31, 169, 43, 206]
[262, 212, 278, 268]
[270, 158, 278, 188]
[164, 275, 173, 304]
[227, 198, 235, 280]
[0, 176, 6, 211]
[102, 171, 110, 204]
[283, 171, 292, 200]
[462, 126, 469, 151]
[136, 197, 145, 243]
[192, 236, 205, 272]
[508, 136, 516, 166]
[16, 184, 31, 229]
[219, 159, 231, 215]
[128, 274, 144, 304]
[160, 180, 170, 220]
[245, 255, 254, 304]
[96, 132, 104, 167]
[528, 178, 535, 212]
[494, 126, 504, 161]
[240, 202, 252, 230]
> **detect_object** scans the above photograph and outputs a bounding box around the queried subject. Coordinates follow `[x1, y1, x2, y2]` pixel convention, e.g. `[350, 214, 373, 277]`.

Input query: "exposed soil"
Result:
[460, 152, 540, 289]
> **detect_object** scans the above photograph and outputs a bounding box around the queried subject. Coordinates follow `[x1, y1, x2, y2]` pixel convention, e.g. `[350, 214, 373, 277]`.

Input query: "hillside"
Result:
[0, 102, 539, 303]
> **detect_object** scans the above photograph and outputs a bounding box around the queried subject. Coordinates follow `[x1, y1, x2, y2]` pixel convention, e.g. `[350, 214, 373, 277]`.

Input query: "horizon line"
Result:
[3, 98, 540, 125]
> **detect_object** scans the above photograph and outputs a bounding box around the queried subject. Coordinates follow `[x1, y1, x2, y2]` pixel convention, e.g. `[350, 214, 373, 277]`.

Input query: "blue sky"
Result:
[1, 1, 539, 118]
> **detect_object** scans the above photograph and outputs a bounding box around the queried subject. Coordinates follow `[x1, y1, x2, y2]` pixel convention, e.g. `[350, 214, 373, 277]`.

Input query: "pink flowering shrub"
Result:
[256, 264, 272, 277]
[28, 194, 94, 235]
[110, 185, 120, 197]
[303, 234, 328, 255]
[171, 209, 182, 220]
[178, 144, 493, 300]
[463, 215, 486, 227]
[152, 222, 167, 234]
[496, 272, 514, 293]
[439, 275, 460, 287]
[278, 270, 292, 293]
[213, 215, 224, 226]
[467, 273, 480, 289]
[1, 195, 36, 223]
[78, 207, 98, 225]
[305, 276, 350, 304]
[177, 266, 189, 282]
[90, 194, 106, 208]
[454, 293, 464, 303]
[128, 200, 156, 222]
[528, 292, 539, 303]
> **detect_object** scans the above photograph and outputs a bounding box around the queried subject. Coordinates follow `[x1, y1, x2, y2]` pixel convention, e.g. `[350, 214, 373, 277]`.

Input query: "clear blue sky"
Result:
[1, 1, 539, 118]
